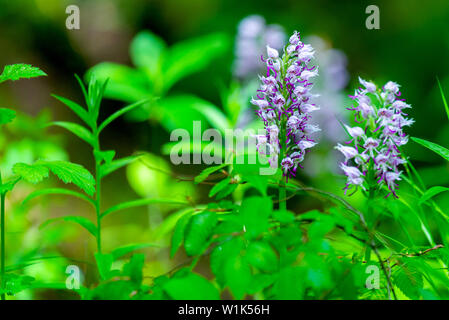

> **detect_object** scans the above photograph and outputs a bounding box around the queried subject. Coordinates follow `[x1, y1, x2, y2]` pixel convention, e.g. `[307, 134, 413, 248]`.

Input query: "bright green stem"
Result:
[1, 193, 5, 301]
[279, 179, 287, 211]
[95, 160, 102, 254]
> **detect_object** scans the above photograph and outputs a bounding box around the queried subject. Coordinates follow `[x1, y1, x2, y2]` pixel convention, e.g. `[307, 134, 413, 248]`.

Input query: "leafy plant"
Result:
[24, 75, 190, 298]
[0, 64, 96, 300]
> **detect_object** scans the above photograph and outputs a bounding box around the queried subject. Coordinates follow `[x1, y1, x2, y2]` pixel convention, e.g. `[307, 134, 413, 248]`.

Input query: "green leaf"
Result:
[273, 266, 305, 299]
[122, 253, 145, 285]
[98, 99, 150, 133]
[189, 99, 230, 133]
[246, 241, 279, 273]
[101, 198, 188, 219]
[209, 178, 231, 198]
[437, 78, 449, 122]
[38, 160, 96, 196]
[170, 212, 193, 258]
[22, 188, 95, 207]
[110, 243, 160, 261]
[130, 31, 166, 76]
[0, 64, 46, 83]
[12, 163, 49, 184]
[239, 196, 272, 239]
[194, 164, 227, 184]
[0, 177, 20, 195]
[184, 211, 217, 256]
[154, 207, 195, 240]
[163, 271, 220, 300]
[162, 33, 229, 92]
[0, 108, 16, 125]
[41, 215, 97, 237]
[411, 137, 449, 162]
[52, 94, 91, 127]
[393, 262, 423, 299]
[95, 253, 114, 281]
[419, 186, 449, 204]
[52, 121, 95, 147]
[100, 155, 141, 178]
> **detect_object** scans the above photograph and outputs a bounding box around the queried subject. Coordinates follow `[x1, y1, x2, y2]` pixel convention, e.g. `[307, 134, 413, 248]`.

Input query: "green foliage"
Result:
[0, 108, 16, 125]
[0, 64, 46, 83]
[411, 137, 449, 162]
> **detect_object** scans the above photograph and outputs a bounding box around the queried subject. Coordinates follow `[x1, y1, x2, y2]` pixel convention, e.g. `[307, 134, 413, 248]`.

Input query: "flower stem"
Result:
[279, 178, 287, 211]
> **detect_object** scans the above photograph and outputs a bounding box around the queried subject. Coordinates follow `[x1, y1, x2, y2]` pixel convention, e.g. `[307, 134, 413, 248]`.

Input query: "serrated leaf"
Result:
[40, 215, 97, 237]
[411, 137, 449, 162]
[184, 211, 217, 256]
[0, 108, 16, 125]
[52, 121, 95, 147]
[37, 160, 96, 196]
[12, 163, 49, 184]
[0, 64, 46, 83]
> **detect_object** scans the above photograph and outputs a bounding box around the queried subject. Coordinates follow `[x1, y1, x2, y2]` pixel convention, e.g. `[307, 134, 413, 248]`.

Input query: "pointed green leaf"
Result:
[52, 121, 95, 147]
[194, 164, 227, 184]
[98, 99, 150, 133]
[22, 188, 95, 207]
[170, 212, 193, 258]
[437, 78, 449, 122]
[101, 198, 188, 219]
[52, 94, 91, 127]
[100, 155, 140, 178]
[163, 271, 220, 300]
[41, 215, 97, 237]
[419, 186, 449, 204]
[184, 211, 217, 256]
[411, 137, 449, 162]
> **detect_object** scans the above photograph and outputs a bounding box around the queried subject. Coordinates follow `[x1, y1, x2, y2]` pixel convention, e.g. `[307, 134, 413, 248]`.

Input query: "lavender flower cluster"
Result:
[336, 78, 414, 197]
[253, 31, 320, 180]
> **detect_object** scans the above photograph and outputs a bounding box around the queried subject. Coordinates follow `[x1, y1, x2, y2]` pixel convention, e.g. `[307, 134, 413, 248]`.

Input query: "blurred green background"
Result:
[1, 0, 449, 298]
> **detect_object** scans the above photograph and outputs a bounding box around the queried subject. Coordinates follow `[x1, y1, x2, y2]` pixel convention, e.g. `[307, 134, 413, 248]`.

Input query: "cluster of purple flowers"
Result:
[336, 77, 414, 197]
[253, 31, 320, 180]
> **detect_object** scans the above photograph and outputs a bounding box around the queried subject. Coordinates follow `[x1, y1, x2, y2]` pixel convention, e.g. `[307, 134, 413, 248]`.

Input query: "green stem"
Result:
[279, 178, 287, 211]
[95, 160, 102, 254]
[1, 192, 5, 301]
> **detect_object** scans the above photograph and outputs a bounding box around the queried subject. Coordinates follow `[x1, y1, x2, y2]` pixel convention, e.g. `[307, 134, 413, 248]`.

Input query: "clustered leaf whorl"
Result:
[336, 77, 414, 197]
[252, 31, 320, 180]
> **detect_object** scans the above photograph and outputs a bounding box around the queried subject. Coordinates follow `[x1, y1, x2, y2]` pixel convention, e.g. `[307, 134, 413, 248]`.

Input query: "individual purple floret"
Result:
[336, 77, 414, 197]
[253, 31, 320, 180]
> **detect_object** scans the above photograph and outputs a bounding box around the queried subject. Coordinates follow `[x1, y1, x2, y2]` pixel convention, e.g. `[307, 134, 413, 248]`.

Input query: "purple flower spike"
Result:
[253, 31, 320, 179]
[336, 77, 414, 197]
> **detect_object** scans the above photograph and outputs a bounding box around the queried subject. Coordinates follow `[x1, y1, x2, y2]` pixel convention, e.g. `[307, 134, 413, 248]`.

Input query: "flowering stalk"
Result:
[252, 31, 320, 208]
[336, 77, 413, 198]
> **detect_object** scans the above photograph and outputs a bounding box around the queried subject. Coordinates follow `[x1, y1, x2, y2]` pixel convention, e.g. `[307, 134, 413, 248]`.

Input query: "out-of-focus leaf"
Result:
[0, 108, 16, 125]
[239, 196, 272, 239]
[86, 62, 150, 102]
[170, 212, 193, 258]
[130, 31, 166, 77]
[162, 33, 229, 92]
[437, 78, 449, 122]
[246, 241, 279, 273]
